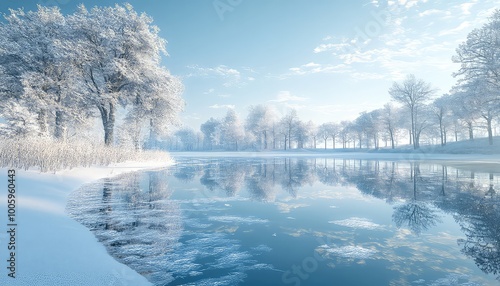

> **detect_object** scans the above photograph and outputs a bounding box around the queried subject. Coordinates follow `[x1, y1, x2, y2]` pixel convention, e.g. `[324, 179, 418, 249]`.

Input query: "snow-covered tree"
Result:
[454, 78, 500, 145]
[219, 109, 244, 150]
[449, 90, 478, 141]
[389, 74, 435, 149]
[318, 122, 340, 149]
[175, 127, 197, 151]
[381, 103, 401, 149]
[244, 105, 275, 150]
[339, 121, 352, 149]
[279, 109, 299, 150]
[453, 9, 500, 89]
[125, 67, 184, 149]
[431, 94, 454, 146]
[0, 6, 84, 139]
[294, 120, 309, 149]
[67, 4, 182, 145]
[200, 117, 221, 150]
[452, 10, 500, 145]
[305, 121, 318, 149]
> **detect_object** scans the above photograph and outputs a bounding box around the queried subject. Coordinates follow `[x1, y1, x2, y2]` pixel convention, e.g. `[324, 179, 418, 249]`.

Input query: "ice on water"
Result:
[329, 217, 384, 230]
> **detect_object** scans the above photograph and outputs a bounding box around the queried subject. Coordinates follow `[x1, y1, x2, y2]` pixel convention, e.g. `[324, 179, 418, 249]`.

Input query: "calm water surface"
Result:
[67, 157, 500, 285]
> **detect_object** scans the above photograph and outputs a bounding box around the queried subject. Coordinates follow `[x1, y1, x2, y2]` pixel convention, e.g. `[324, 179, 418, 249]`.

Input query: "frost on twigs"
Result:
[0, 136, 171, 172]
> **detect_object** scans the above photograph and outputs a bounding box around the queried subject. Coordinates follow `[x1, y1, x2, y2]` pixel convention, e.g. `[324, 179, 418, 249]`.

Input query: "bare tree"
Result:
[453, 10, 500, 89]
[452, 10, 500, 145]
[432, 94, 454, 146]
[280, 109, 299, 150]
[389, 74, 435, 149]
[381, 103, 401, 149]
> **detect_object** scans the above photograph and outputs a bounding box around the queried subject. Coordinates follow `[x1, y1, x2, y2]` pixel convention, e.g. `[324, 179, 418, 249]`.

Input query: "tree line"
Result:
[0, 4, 184, 147]
[170, 10, 500, 151]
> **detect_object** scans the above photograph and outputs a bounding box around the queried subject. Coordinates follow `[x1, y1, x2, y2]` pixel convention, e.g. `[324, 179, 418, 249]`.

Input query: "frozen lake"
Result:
[67, 156, 500, 285]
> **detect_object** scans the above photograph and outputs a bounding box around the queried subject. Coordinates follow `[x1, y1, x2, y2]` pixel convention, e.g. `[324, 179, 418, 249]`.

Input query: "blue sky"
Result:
[1, 0, 498, 129]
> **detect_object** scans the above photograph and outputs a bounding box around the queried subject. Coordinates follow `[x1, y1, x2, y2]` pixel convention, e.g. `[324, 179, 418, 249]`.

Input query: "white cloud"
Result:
[418, 9, 449, 17]
[203, 88, 215, 95]
[208, 104, 235, 109]
[314, 39, 354, 54]
[438, 21, 471, 36]
[186, 65, 244, 87]
[287, 62, 351, 76]
[187, 64, 240, 78]
[460, 2, 476, 15]
[268, 91, 308, 103]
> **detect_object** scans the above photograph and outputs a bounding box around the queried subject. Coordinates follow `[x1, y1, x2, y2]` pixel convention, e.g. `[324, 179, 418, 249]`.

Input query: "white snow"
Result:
[0, 160, 172, 286]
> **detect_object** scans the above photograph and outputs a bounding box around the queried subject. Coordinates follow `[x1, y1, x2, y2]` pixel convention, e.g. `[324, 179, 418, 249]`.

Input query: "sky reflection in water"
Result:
[67, 157, 500, 286]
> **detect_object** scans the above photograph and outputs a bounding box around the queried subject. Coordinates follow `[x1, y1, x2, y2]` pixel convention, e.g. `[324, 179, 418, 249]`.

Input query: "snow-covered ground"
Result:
[0, 160, 173, 286]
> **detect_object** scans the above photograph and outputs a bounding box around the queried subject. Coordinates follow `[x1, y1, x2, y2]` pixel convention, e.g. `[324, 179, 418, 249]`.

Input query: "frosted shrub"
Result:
[0, 137, 171, 172]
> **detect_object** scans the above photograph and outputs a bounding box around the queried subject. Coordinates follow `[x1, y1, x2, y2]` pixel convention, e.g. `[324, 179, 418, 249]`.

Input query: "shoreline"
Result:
[0, 160, 173, 286]
[170, 150, 500, 162]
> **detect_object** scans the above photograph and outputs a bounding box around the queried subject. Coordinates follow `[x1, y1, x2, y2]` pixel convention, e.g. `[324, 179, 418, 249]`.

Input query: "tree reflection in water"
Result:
[68, 157, 500, 282]
[392, 163, 441, 235]
[67, 171, 182, 284]
[182, 157, 500, 280]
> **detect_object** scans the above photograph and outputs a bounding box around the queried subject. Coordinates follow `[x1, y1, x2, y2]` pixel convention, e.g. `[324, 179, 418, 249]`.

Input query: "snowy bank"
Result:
[0, 159, 173, 286]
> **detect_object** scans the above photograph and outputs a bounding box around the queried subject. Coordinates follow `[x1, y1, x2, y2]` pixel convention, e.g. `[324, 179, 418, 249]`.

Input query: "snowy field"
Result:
[0, 160, 174, 286]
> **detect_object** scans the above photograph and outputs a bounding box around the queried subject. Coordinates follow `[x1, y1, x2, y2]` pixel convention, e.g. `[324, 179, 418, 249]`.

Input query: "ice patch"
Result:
[426, 274, 480, 286]
[318, 245, 377, 259]
[329, 217, 383, 230]
[208, 215, 269, 224]
[252, 244, 272, 253]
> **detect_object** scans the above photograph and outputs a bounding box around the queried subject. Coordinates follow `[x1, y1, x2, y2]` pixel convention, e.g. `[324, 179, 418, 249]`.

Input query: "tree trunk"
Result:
[410, 107, 415, 149]
[54, 110, 65, 141]
[263, 130, 267, 149]
[468, 122, 473, 140]
[288, 129, 291, 150]
[98, 102, 115, 146]
[390, 129, 395, 149]
[487, 118, 493, 145]
[38, 109, 48, 137]
[439, 119, 444, 146]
